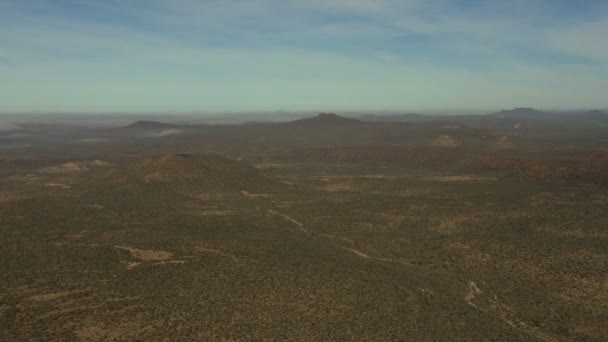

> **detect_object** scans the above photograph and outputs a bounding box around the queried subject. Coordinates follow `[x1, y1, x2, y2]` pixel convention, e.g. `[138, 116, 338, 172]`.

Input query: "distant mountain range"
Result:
[118, 108, 608, 130]
[358, 108, 608, 127]
[488, 107, 551, 118]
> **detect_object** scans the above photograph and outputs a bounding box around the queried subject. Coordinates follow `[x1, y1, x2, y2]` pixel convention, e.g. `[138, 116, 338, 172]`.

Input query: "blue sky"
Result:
[1, 0, 608, 113]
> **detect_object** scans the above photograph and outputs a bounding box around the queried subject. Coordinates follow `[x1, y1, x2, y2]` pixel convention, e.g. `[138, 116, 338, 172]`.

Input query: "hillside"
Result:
[95, 154, 281, 191]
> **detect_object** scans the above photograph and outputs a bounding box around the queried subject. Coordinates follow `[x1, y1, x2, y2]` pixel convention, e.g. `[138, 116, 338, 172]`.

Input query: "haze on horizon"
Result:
[1, 0, 608, 113]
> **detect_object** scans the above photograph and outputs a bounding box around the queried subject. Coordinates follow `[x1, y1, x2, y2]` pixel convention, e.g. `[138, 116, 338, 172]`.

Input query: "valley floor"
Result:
[1, 158, 607, 340]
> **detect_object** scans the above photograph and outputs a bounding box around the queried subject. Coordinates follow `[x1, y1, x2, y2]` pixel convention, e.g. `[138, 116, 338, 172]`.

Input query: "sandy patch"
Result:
[45, 183, 71, 189]
[90, 160, 113, 167]
[124, 262, 141, 270]
[143, 171, 163, 182]
[200, 210, 234, 216]
[40, 160, 112, 174]
[321, 183, 357, 192]
[464, 281, 482, 306]
[430, 135, 457, 147]
[41, 162, 89, 174]
[493, 135, 514, 149]
[28, 289, 88, 303]
[116, 246, 173, 261]
[341, 247, 370, 258]
[67, 230, 89, 241]
[424, 175, 496, 182]
[241, 190, 274, 199]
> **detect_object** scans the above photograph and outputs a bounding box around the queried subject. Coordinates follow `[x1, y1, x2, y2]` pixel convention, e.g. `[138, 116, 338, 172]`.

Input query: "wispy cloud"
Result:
[1, 0, 607, 112]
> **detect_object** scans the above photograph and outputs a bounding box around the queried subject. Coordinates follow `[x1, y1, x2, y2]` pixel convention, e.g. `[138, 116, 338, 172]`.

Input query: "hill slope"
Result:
[96, 154, 281, 191]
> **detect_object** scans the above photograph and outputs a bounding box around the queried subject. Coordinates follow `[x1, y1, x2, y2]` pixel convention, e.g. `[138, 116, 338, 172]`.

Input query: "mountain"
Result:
[488, 108, 550, 119]
[287, 113, 362, 126]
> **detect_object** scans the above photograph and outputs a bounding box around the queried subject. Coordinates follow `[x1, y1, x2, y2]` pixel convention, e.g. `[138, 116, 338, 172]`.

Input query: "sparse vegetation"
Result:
[0, 113, 607, 340]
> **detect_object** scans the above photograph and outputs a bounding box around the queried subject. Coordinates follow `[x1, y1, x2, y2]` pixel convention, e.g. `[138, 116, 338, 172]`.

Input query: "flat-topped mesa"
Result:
[287, 113, 362, 126]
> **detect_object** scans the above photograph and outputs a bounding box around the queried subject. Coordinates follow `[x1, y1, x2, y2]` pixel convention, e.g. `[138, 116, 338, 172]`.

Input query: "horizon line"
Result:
[1, 107, 606, 116]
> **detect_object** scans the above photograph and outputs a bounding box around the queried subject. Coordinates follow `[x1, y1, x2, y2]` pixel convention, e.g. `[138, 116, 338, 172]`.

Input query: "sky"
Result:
[1, 0, 608, 113]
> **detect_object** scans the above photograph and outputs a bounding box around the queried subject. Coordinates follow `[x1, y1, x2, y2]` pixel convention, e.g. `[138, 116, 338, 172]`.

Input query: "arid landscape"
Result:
[4, 0, 608, 339]
[1, 110, 607, 340]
